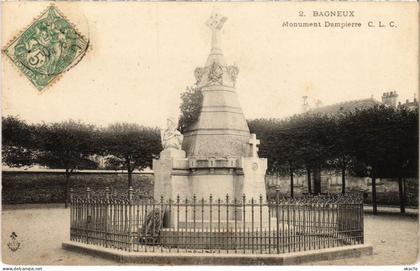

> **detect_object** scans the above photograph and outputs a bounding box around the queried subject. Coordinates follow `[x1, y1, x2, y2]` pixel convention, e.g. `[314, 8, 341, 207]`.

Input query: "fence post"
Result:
[70, 188, 74, 203]
[259, 194, 263, 254]
[276, 188, 280, 254]
[69, 188, 74, 241]
[251, 197, 254, 254]
[128, 186, 134, 252]
[242, 194, 246, 254]
[86, 187, 91, 244]
[105, 187, 110, 248]
[176, 194, 180, 253]
[201, 197, 204, 253]
[360, 195, 364, 244]
[209, 194, 213, 252]
[193, 194, 196, 252]
[225, 194, 229, 253]
[160, 195, 164, 252]
[184, 197, 188, 253]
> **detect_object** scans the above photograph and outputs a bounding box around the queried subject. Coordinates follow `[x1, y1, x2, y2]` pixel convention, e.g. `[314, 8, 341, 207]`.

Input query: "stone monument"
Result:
[153, 10, 268, 228]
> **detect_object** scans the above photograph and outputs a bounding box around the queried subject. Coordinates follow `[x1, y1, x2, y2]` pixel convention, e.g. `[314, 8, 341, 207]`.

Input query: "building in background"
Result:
[303, 91, 418, 115]
[296, 91, 419, 194]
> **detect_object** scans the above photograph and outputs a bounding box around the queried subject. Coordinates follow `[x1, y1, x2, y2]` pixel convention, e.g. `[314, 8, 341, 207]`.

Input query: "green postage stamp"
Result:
[3, 5, 88, 91]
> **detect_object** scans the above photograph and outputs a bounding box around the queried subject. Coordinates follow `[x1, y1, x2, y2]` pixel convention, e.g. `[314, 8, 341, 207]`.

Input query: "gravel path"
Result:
[1, 205, 418, 266]
[2, 205, 116, 266]
[311, 210, 419, 265]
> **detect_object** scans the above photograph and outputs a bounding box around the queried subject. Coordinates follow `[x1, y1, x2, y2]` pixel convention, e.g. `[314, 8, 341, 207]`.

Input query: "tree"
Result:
[327, 112, 358, 194]
[252, 105, 418, 209]
[387, 108, 418, 213]
[249, 114, 336, 196]
[100, 123, 161, 187]
[2, 116, 37, 167]
[248, 118, 284, 173]
[345, 105, 405, 214]
[285, 113, 336, 194]
[178, 86, 203, 133]
[35, 120, 99, 207]
[249, 118, 300, 197]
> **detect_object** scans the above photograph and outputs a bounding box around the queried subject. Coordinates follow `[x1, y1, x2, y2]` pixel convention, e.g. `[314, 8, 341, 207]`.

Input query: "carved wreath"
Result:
[207, 62, 224, 85]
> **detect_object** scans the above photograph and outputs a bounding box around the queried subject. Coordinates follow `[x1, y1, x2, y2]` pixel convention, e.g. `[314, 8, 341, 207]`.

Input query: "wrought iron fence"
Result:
[69, 188, 364, 254]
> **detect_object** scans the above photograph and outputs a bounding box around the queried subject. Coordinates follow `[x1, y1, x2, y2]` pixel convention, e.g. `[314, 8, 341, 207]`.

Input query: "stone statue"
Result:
[161, 117, 183, 150]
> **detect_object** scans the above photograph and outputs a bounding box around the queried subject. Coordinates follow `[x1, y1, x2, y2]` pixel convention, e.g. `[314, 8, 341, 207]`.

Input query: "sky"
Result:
[2, 2, 418, 128]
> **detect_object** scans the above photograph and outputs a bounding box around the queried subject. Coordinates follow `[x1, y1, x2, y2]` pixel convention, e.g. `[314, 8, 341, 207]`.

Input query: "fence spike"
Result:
[69, 191, 364, 254]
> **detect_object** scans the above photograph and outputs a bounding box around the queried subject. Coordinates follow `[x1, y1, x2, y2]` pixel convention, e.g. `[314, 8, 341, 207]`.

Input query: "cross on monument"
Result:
[206, 9, 227, 51]
[249, 133, 260, 158]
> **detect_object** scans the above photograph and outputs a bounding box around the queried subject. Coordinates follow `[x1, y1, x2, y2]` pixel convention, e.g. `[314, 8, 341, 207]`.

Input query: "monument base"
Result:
[175, 218, 278, 229]
[159, 223, 356, 250]
[153, 150, 267, 200]
[153, 149, 268, 228]
[62, 240, 373, 265]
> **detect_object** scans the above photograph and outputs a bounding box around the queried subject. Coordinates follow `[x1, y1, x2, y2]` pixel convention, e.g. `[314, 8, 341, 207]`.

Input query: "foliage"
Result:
[178, 86, 203, 133]
[35, 120, 99, 171]
[344, 106, 418, 179]
[249, 113, 336, 174]
[249, 105, 419, 194]
[99, 123, 161, 187]
[2, 117, 104, 171]
[2, 104, 417, 200]
[2, 117, 99, 171]
[2, 116, 37, 167]
[1, 117, 161, 202]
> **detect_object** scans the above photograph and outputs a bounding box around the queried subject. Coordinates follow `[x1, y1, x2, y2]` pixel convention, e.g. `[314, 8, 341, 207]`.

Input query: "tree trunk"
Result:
[341, 167, 346, 194]
[307, 168, 312, 194]
[313, 166, 321, 194]
[290, 169, 294, 198]
[127, 169, 133, 188]
[65, 169, 70, 208]
[398, 177, 406, 214]
[126, 158, 133, 188]
[128, 170, 133, 188]
[371, 175, 377, 215]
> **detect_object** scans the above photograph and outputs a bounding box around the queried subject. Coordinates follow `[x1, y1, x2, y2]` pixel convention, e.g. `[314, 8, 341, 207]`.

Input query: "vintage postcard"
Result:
[1, 1, 419, 270]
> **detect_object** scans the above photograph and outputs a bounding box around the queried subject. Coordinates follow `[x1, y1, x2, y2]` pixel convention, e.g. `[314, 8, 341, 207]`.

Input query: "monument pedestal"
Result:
[153, 149, 269, 229]
[153, 148, 188, 201]
[241, 157, 267, 200]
